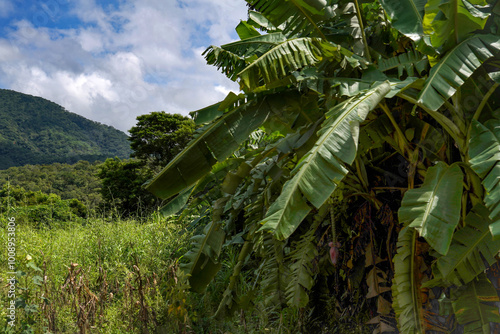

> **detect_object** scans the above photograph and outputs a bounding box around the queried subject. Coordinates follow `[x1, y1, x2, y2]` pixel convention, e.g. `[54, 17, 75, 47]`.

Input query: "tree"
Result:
[128, 112, 195, 169]
[146, 0, 500, 332]
[97, 158, 159, 217]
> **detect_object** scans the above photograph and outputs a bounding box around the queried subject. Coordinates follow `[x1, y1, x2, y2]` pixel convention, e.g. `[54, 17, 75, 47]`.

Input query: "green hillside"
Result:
[0, 89, 131, 169]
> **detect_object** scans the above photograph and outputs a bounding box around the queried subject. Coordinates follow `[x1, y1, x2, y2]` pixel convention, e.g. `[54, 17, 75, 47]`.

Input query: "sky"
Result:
[0, 0, 248, 132]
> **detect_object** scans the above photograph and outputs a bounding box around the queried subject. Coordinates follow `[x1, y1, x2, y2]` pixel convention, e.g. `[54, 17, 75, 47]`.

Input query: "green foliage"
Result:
[0, 89, 131, 169]
[398, 162, 463, 255]
[416, 34, 500, 111]
[259, 83, 391, 240]
[0, 184, 88, 227]
[425, 205, 500, 287]
[128, 112, 195, 169]
[451, 273, 500, 333]
[97, 158, 160, 217]
[0, 160, 102, 207]
[144, 0, 500, 333]
[469, 119, 500, 224]
[0, 215, 195, 333]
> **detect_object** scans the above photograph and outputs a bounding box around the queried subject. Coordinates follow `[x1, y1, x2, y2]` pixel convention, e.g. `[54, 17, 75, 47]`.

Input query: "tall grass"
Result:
[0, 213, 193, 333]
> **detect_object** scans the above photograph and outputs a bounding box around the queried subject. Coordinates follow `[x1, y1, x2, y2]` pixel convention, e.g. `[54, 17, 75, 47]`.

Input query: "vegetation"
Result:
[2, 0, 500, 333]
[128, 112, 196, 170]
[0, 161, 102, 208]
[0, 89, 131, 169]
[0, 211, 195, 333]
[145, 0, 500, 333]
[97, 158, 161, 218]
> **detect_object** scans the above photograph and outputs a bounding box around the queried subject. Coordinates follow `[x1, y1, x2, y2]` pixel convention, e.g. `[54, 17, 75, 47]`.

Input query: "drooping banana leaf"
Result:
[378, 0, 426, 42]
[424, 205, 500, 288]
[245, 0, 335, 38]
[398, 162, 463, 255]
[180, 220, 225, 293]
[238, 37, 339, 91]
[340, 2, 365, 56]
[260, 82, 391, 240]
[258, 233, 289, 307]
[334, 77, 418, 98]
[417, 34, 500, 111]
[159, 158, 244, 217]
[298, 72, 417, 98]
[190, 101, 223, 125]
[203, 32, 288, 81]
[247, 10, 280, 32]
[236, 20, 261, 40]
[285, 221, 319, 308]
[451, 273, 500, 333]
[469, 119, 500, 235]
[392, 227, 424, 334]
[146, 90, 302, 200]
[159, 185, 195, 217]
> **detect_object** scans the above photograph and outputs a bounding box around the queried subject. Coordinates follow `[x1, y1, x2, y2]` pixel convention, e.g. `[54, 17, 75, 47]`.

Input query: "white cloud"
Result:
[0, 0, 248, 132]
[0, 0, 13, 18]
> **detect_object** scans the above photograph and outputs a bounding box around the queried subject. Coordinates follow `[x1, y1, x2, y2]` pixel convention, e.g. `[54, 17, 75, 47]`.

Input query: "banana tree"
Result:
[146, 0, 500, 332]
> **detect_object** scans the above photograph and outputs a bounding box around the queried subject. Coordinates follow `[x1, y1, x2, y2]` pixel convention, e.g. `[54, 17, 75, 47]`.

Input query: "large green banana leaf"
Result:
[285, 221, 318, 308]
[398, 162, 463, 255]
[451, 273, 500, 333]
[203, 33, 288, 81]
[423, 0, 491, 50]
[236, 20, 261, 40]
[378, 0, 426, 42]
[392, 227, 424, 334]
[180, 220, 225, 293]
[245, 0, 335, 38]
[146, 91, 301, 200]
[469, 119, 500, 235]
[238, 37, 341, 91]
[260, 82, 391, 240]
[258, 234, 289, 307]
[424, 205, 500, 287]
[417, 34, 500, 111]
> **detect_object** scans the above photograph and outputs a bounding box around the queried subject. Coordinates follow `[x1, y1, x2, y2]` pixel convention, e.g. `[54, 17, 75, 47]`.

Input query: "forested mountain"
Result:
[0, 89, 131, 169]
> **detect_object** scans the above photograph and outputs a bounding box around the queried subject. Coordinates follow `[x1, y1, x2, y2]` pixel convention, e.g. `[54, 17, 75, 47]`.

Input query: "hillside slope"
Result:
[0, 89, 131, 169]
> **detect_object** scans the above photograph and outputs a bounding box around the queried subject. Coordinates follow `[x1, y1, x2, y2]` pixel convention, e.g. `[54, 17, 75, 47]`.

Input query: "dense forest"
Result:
[0, 89, 131, 169]
[0, 161, 102, 206]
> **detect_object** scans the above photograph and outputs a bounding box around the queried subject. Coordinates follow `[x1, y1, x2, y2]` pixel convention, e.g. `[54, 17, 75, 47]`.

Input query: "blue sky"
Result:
[0, 0, 248, 132]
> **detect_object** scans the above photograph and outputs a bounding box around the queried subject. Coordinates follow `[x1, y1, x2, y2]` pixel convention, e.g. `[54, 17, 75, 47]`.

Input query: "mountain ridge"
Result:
[0, 89, 131, 169]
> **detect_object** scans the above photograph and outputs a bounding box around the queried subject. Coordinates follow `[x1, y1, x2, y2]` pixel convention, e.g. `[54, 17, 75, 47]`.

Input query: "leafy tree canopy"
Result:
[128, 112, 195, 169]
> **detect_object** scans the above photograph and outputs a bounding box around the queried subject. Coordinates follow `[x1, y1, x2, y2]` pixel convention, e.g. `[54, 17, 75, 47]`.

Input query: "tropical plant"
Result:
[147, 0, 500, 332]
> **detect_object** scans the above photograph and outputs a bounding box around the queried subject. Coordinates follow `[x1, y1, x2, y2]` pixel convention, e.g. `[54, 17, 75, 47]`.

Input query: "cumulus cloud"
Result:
[0, 0, 248, 132]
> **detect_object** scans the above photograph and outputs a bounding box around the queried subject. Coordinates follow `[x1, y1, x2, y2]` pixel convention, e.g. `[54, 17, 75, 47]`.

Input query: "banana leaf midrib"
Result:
[237, 37, 320, 78]
[288, 0, 327, 40]
[440, 221, 492, 284]
[288, 89, 377, 205]
[414, 168, 449, 232]
[417, 38, 470, 105]
[220, 32, 285, 48]
[417, 35, 500, 111]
